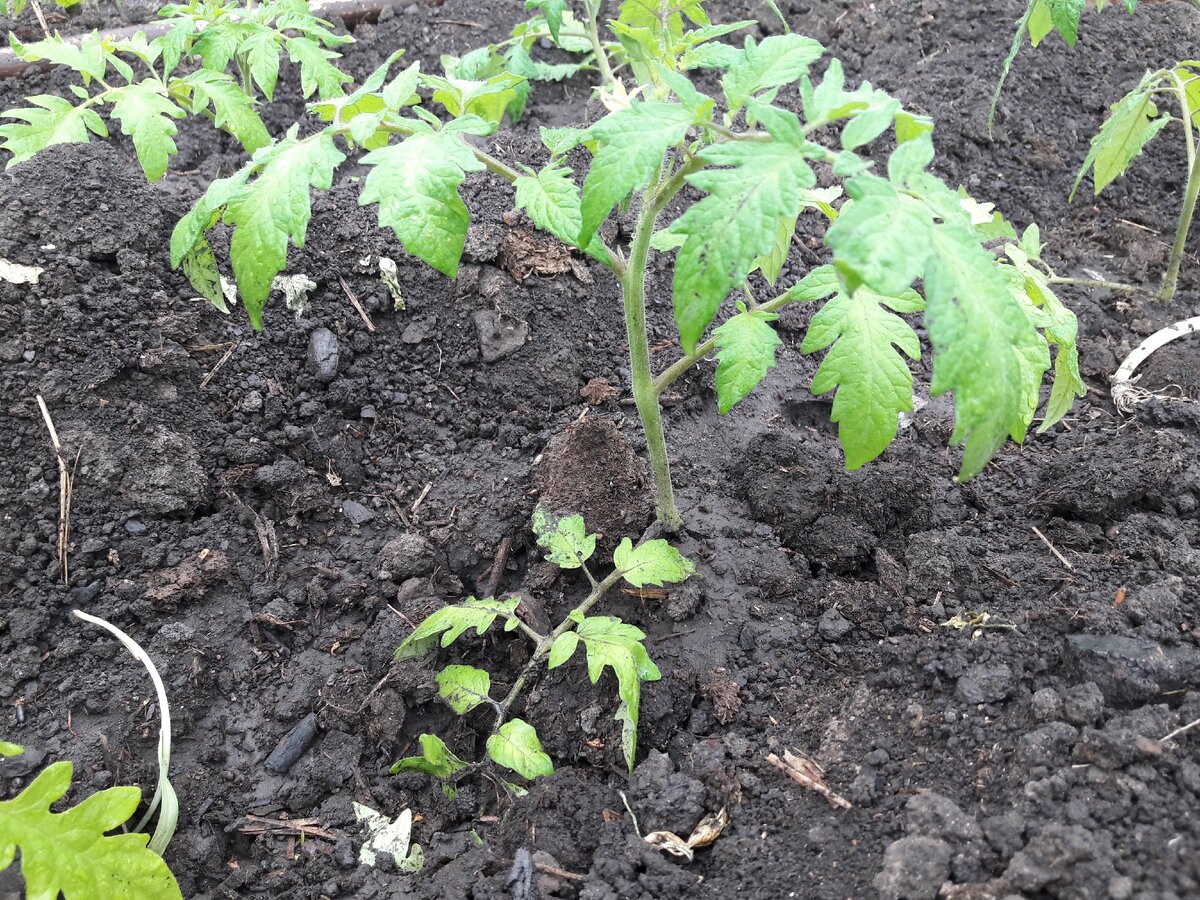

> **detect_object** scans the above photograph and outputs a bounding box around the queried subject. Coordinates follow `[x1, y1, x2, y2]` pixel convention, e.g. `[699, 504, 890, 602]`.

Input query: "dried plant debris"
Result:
[766, 750, 852, 809]
[644, 807, 729, 863]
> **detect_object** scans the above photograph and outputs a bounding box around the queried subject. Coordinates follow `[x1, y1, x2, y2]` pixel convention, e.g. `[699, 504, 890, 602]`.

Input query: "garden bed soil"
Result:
[2, 0, 1200, 897]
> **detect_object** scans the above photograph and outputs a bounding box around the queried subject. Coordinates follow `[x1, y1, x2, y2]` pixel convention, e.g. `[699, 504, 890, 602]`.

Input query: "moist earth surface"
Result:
[1, 0, 1199, 898]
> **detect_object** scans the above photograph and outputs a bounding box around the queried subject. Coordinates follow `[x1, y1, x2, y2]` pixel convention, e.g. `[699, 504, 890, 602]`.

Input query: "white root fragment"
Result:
[1111, 316, 1200, 414]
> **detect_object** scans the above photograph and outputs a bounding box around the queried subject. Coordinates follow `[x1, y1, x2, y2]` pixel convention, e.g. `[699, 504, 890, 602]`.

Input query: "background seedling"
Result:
[390, 509, 693, 787]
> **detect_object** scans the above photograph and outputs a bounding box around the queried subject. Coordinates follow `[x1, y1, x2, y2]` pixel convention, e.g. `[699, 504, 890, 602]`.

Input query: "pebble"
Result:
[874, 836, 952, 900]
[1065, 633, 1200, 707]
[124, 520, 147, 535]
[307, 327, 339, 382]
[955, 662, 1015, 704]
[342, 500, 375, 525]
[817, 607, 853, 641]
[377, 534, 433, 580]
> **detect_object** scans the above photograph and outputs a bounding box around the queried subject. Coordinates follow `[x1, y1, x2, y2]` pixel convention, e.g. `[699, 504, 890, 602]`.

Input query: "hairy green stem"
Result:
[493, 566, 625, 729]
[583, 0, 617, 90]
[1046, 275, 1155, 296]
[1161, 71, 1200, 301]
[624, 174, 684, 533]
[1159, 158, 1200, 301]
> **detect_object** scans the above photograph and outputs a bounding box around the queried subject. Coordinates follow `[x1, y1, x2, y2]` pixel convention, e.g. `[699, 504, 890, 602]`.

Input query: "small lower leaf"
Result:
[486, 719, 553, 780]
[436, 665, 492, 715]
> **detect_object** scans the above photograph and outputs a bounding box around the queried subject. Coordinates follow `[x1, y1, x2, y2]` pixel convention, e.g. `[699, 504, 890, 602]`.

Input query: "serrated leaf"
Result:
[671, 139, 817, 353]
[486, 719, 553, 780]
[531, 507, 597, 569]
[722, 34, 824, 112]
[360, 132, 484, 279]
[390, 733, 469, 779]
[154, 19, 196, 80]
[395, 596, 521, 660]
[788, 264, 840, 301]
[579, 102, 695, 246]
[1044, 0, 1085, 45]
[222, 133, 345, 328]
[540, 125, 586, 156]
[106, 82, 184, 181]
[170, 166, 253, 267]
[182, 70, 271, 154]
[514, 163, 610, 264]
[801, 287, 924, 469]
[0, 761, 182, 899]
[825, 184, 932, 296]
[436, 665, 492, 715]
[286, 35, 352, 99]
[713, 309, 781, 413]
[547, 631, 579, 669]
[924, 225, 1049, 478]
[575, 615, 661, 772]
[181, 237, 228, 313]
[1072, 75, 1170, 199]
[0, 95, 108, 168]
[242, 31, 282, 100]
[613, 537, 695, 587]
[525, 0, 567, 42]
[9, 32, 106, 83]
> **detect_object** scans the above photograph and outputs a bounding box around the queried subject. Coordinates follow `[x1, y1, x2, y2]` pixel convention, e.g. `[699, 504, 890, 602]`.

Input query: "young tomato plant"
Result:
[1, 0, 352, 182]
[0, 742, 183, 899]
[391, 509, 693, 787]
[5, 0, 1084, 532]
[1072, 61, 1200, 301]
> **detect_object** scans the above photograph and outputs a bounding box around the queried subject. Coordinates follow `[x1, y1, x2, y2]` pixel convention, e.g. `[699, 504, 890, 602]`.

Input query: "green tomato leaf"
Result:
[241, 30, 282, 100]
[0, 741, 23, 757]
[1044, 0, 1085, 45]
[107, 80, 182, 181]
[395, 596, 521, 660]
[671, 139, 817, 353]
[8, 33, 106, 83]
[222, 132, 344, 328]
[1071, 73, 1170, 199]
[0, 761, 182, 899]
[170, 166, 253, 268]
[788, 264, 841, 301]
[0, 95, 108, 168]
[825, 184, 932, 296]
[531, 507, 597, 570]
[713, 308, 781, 414]
[613, 537, 695, 587]
[180, 236, 228, 313]
[390, 733, 469, 779]
[486, 719, 553, 780]
[547, 631, 579, 669]
[182, 70, 271, 154]
[924, 225, 1049, 478]
[360, 132, 485, 279]
[525, 0, 567, 42]
[579, 102, 695, 246]
[575, 615, 661, 772]
[286, 35, 352, 100]
[436, 665, 492, 715]
[802, 286, 924, 469]
[514, 163, 610, 264]
[722, 34, 825, 112]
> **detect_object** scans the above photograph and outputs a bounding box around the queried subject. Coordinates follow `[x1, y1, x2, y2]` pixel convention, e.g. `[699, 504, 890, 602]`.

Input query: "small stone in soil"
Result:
[474, 309, 529, 363]
[874, 836, 952, 900]
[955, 663, 1015, 705]
[307, 327, 339, 382]
[342, 500, 375, 525]
[124, 519, 147, 535]
[818, 607, 853, 641]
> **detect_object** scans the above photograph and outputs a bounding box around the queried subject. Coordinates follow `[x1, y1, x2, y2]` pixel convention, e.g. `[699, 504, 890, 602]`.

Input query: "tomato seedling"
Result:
[3, 0, 1084, 532]
[391, 509, 693, 786]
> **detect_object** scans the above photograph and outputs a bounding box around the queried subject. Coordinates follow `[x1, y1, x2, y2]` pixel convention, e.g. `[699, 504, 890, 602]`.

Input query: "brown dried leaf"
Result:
[644, 831, 694, 862]
[686, 807, 728, 849]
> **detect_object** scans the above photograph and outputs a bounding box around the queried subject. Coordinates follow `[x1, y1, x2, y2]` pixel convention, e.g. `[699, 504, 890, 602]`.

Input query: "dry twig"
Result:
[766, 749, 852, 809]
[1031, 525, 1074, 571]
[36, 395, 74, 583]
[338, 275, 376, 332]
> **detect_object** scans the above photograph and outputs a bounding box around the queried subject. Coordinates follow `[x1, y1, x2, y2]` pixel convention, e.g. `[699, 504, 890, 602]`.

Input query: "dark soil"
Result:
[2, 1, 1200, 898]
